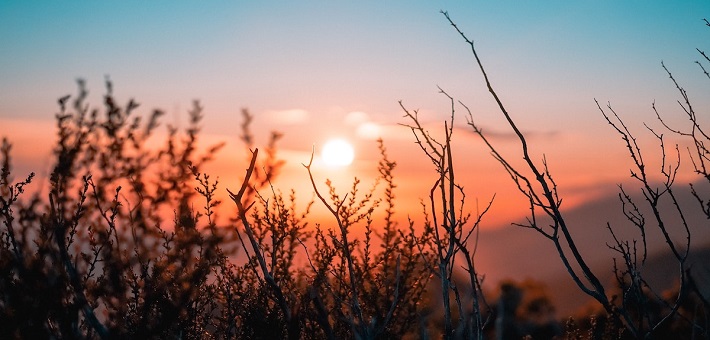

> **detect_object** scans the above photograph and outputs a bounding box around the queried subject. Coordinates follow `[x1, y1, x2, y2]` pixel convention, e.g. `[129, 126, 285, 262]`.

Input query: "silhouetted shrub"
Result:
[0, 80, 438, 339]
[3, 14, 709, 340]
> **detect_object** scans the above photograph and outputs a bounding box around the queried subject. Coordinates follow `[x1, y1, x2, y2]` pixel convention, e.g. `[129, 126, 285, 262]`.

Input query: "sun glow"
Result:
[321, 139, 355, 167]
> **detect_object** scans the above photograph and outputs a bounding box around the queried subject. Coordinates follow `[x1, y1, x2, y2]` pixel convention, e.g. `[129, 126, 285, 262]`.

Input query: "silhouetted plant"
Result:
[0, 78, 439, 339]
[226, 138, 436, 339]
[0, 79, 271, 338]
[3, 12, 709, 340]
[430, 11, 709, 339]
[400, 88, 494, 340]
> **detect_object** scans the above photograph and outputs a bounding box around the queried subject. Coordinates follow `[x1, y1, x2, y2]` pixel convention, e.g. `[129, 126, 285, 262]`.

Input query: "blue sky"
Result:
[3, 2, 710, 312]
[1, 1, 709, 211]
[2, 2, 707, 126]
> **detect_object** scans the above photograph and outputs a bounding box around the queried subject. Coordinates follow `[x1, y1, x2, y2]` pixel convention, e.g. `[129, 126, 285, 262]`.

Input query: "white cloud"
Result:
[356, 122, 382, 140]
[266, 109, 310, 125]
[344, 111, 369, 126]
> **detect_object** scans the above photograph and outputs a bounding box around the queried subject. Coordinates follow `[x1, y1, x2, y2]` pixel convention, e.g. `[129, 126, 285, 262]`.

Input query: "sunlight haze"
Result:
[1, 1, 709, 324]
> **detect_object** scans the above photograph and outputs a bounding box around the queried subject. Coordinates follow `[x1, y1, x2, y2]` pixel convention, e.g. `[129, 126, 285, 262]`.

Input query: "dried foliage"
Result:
[1, 13, 709, 340]
[0, 80, 440, 339]
[432, 11, 710, 339]
[400, 88, 494, 339]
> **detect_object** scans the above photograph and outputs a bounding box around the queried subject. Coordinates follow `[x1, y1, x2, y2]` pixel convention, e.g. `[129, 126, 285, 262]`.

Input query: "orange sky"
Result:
[0, 105, 700, 230]
[2, 3, 710, 313]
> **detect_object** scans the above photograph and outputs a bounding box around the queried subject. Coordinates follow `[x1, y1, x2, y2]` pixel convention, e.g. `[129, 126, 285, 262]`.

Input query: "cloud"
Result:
[355, 122, 381, 139]
[463, 125, 561, 141]
[356, 122, 420, 141]
[345, 111, 414, 141]
[345, 111, 369, 126]
[265, 109, 310, 125]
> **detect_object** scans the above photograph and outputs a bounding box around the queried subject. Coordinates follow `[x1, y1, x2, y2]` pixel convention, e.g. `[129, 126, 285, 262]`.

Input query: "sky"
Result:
[1, 2, 709, 305]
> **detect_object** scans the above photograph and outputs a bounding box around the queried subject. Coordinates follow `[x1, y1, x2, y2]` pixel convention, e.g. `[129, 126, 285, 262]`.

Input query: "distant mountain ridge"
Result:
[474, 180, 710, 316]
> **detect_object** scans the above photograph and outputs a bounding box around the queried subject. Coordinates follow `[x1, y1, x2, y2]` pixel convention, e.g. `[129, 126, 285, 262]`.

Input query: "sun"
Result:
[321, 139, 355, 167]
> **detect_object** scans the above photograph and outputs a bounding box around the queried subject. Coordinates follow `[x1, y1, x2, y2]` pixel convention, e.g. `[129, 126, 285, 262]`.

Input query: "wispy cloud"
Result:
[264, 109, 310, 125]
[462, 125, 561, 141]
[344, 111, 369, 126]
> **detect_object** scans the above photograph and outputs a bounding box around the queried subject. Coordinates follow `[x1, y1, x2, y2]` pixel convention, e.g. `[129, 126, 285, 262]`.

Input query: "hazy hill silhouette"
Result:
[476, 180, 710, 316]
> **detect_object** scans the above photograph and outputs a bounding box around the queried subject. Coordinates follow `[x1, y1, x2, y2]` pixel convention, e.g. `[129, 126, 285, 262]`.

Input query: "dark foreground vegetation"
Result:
[1, 13, 709, 339]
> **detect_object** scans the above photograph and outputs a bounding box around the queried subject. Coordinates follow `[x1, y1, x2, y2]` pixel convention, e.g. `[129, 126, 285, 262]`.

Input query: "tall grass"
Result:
[1, 14, 709, 340]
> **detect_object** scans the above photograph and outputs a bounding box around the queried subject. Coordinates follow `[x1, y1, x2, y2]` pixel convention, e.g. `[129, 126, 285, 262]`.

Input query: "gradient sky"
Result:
[3, 2, 710, 312]
[1, 1, 709, 226]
